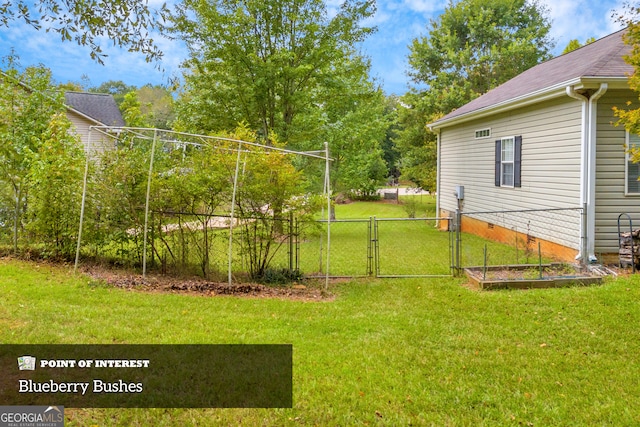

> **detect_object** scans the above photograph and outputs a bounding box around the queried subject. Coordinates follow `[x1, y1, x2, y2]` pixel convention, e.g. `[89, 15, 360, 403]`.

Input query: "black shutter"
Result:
[628, 161, 640, 193]
[495, 140, 501, 186]
[514, 135, 522, 188]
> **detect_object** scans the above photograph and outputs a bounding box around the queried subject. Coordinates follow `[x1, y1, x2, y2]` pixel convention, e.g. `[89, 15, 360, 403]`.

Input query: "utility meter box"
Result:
[455, 185, 465, 200]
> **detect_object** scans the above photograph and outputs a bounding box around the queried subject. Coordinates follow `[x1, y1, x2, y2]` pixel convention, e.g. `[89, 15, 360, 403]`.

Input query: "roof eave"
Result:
[65, 106, 106, 126]
[428, 76, 631, 131]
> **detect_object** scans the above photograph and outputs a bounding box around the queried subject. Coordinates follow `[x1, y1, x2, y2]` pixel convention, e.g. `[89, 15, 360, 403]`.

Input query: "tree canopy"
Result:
[168, 0, 375, 140]
[408, 0, 554, 114]
[168, 0, 389, 195]
[0, 0, 167, 63]
[395, 0, 554, 190]
[562, 37, 596, 54]
[614, 3, 640, 138]
[0, 60, 84, 255]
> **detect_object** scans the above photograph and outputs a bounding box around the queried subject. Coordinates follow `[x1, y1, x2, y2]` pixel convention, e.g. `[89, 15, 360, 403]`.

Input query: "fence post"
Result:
[374, 216, 380, 277]
[288, 212, 294, 272]
[367, 217, 373, 276]
[295, 218, 300, 273]
[455, 208, 462, 276]
[142, 129, 158, 278]
[449, 217, 455, 275]
[74, 129, 92, 274]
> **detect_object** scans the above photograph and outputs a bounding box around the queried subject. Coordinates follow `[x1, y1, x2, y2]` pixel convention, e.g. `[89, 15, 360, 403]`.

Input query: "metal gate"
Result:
[373, 217, 454, 278]
[298, 217, 454, 278]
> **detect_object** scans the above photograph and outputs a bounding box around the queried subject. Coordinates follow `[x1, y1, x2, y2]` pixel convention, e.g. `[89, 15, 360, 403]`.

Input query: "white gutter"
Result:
[565, 83, 608, 263]
[429, 77, 627, 131]
[586, 83, 608, 261]
[565, 86, 588, 262]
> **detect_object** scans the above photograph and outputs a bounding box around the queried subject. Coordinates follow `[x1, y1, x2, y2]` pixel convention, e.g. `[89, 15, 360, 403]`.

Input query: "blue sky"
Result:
[0, 0, 627, 96]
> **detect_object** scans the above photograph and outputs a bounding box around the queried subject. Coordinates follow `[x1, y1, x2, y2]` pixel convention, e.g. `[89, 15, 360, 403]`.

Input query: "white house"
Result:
[429, 29, 640, 264]
[64, 91, 125, 154]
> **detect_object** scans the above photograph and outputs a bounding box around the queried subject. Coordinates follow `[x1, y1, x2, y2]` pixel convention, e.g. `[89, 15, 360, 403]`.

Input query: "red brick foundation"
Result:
[440, 209, 579, 263]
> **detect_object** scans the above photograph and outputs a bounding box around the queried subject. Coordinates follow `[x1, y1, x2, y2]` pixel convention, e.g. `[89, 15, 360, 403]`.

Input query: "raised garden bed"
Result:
[464, 263, 604, 290]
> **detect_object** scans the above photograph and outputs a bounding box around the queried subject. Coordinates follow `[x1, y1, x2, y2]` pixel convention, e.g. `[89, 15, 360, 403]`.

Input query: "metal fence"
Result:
[77, 207, 583, 281]
[299, 217, 454, 278]
[117, 215, 454, 280]
[457, 207, 585, 269]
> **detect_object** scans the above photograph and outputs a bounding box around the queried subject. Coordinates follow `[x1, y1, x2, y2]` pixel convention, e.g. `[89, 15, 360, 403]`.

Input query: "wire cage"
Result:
[73, 126, 332, 288]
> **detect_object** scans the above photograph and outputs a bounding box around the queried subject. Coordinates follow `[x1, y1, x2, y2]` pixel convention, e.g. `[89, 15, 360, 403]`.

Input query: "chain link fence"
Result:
[457, 207, 584, 269]
[374, 218, 453, 277]
[299, 217, 454, 278]
[79, 205, 584, 280]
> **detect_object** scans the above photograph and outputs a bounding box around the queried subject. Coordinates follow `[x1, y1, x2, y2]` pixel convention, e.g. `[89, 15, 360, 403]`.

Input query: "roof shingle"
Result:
[65, 92, 125, 127]
[433, 29, 633, 124]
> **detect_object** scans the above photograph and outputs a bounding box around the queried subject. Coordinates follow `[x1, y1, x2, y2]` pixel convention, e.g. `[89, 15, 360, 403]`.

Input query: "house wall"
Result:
[65, 110, 114, 155]
[438, 95, 584, 259]
[595, 89, 640, 260]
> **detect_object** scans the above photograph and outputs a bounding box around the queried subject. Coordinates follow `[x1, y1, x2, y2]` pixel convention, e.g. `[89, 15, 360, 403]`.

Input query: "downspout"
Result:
[435, 129, 442, 227]
[566, 83, 608, 263]
[566, 86, 589, 262]
[586, 83, 608, 262]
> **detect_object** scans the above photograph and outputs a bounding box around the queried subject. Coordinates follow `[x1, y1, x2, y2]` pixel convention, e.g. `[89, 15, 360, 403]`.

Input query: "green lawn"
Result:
[333, 194, 437, 219]
[2, 257, 640, 425]
[296, 196, 551, 278]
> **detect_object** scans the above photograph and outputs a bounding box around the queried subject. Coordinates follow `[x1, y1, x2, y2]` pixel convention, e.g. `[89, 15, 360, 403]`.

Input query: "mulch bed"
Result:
[81, 266, 333, 301]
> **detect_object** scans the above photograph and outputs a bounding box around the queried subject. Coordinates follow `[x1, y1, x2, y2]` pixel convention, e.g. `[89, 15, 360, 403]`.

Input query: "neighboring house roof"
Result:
[64, 92, 125, 127]
[430, 29, 633, 129]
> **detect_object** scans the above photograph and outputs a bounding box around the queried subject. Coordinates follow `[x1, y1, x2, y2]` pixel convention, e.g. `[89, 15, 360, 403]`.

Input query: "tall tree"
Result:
[27, 113, 86, 258]
[562, 37, 596, 54]
[137, 85, 175, 129]
[168, 0, 389, 195]
[381, 95, 401, 183]
[314, 73, 390, 196]
[613, 4, 640, 138]
[396, 0, 554, 190]
[168, 0, 376, 144]
[119, 91, 153, 128]
[0, 60, 66, 252]
[89, 80, 138, 106]
[393, 92, 438, 191]
[408, 0, 553, 106]
[0, 0, 166, 63]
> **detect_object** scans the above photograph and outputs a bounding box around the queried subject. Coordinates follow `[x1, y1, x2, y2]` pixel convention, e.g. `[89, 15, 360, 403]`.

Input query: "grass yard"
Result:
[297, 195, 551, 278]
[2, 256, 640, 425]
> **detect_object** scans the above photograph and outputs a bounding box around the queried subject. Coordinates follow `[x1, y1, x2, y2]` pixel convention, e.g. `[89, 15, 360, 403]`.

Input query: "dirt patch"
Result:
[81, 266, 334, 301]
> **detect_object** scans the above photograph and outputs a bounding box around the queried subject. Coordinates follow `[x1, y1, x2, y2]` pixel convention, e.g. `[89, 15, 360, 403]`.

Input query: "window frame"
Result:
[626, 131, 640, 195]
[501, 136, 515, 187]
[495, 135, 522, 188]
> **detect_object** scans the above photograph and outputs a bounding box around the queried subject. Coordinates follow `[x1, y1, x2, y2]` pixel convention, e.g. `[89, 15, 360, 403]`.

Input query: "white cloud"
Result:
[402, 0, 447, 14]
[540, 0, 625, 52]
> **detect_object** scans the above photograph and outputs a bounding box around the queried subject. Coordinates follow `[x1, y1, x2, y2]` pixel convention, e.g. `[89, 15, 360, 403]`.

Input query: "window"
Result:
[626, 131, 640, 194]
[495, 136, 522, 188]
[475, 128, 491, 139]
[501, 137, 515, 186]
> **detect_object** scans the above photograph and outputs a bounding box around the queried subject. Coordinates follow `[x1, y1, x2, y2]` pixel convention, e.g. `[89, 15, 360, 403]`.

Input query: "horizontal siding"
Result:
[595, 90, 640, 254]
[439, 96, 583, 249]
[65, 110, 114, 154]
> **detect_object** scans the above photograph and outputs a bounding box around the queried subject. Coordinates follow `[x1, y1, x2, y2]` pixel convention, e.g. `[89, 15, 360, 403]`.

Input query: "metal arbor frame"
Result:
[73, 126, 333, 289]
